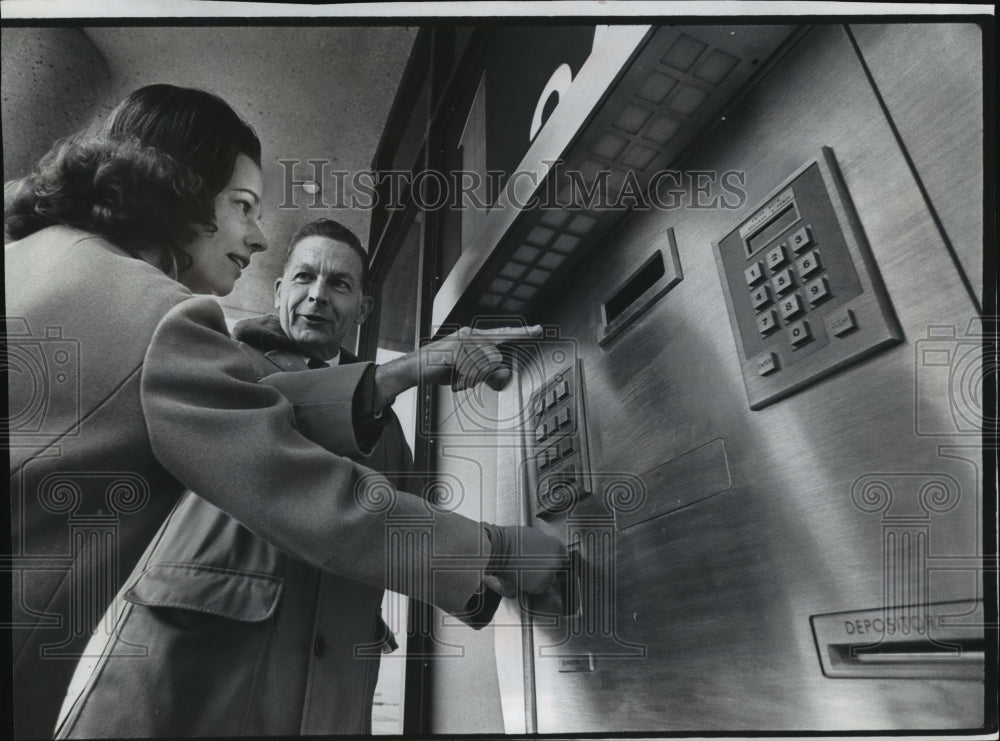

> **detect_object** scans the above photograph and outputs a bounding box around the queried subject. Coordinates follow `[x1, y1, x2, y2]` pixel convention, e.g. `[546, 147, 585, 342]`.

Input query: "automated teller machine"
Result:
[367, 22, 989, 735]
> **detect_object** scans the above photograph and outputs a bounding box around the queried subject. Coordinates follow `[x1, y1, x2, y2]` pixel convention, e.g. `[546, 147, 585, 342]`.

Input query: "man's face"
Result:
[274, 235, 373, 360]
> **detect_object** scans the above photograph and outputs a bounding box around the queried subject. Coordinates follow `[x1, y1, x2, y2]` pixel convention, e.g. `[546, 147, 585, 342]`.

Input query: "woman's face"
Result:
[179, 153, 268, 296]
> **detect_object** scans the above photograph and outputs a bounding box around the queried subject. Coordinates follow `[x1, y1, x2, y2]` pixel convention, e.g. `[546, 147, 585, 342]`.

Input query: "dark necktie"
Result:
[307, 357, 328, 369]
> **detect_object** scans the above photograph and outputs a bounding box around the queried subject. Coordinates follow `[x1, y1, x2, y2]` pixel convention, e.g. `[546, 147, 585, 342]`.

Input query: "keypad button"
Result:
[539, 469, 582, 511]
[757, 310, 778, 336]
[787, 319, 812, 347]
[554, 407, 571, 429]
[558, 438, 576, 458]
[796, 249, 822, 278]
[553, 464, 579, 486]
[535, 423, 548, 443]
[778, 293, 804, 321]
[771, 268, 795, 296]
[804, 275, 831, 305]
[546, 389, 558, 409]
[533, 397, 544, 417]
[828, 308, 857, 337]
[789, 225, 813, 253]
[537, 450, 551, 469]
[754, 351, 779, 376]
[555, 380, 570, 400]
[750, 284, 772, 310]
[745, 261, 764, 286]
[765, 244, 787, 270]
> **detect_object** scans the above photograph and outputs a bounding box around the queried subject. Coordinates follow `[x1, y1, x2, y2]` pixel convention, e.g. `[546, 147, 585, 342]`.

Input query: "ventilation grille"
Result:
[464, 25, 794, 318]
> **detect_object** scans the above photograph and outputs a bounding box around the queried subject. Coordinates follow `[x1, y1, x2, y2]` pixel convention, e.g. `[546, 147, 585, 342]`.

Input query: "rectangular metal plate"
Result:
[712, 147, 903, 410]
[811, 600, 984, 679]
[618, 438, 732, 530]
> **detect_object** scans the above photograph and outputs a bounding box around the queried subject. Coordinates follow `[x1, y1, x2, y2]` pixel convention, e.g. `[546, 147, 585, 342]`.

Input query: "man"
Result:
[55, 219, 559, 737]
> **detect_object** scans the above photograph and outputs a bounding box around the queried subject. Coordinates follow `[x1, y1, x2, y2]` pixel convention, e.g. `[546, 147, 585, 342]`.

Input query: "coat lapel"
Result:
[263, 349, 308, 373]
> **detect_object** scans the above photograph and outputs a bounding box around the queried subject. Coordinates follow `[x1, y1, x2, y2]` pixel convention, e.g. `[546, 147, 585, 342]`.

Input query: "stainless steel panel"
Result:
[504, 25, 984, 732]
[848, 23, 984, 308]
[427, 23, 985, 735]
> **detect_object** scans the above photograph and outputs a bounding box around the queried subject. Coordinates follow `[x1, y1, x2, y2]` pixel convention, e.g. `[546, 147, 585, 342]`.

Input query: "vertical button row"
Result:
[531, 369, 586, 512]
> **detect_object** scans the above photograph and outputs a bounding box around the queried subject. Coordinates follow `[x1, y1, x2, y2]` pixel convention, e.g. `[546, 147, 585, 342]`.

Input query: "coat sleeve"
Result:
[139, 296, 492, 617]
[255, 364, 375, 458]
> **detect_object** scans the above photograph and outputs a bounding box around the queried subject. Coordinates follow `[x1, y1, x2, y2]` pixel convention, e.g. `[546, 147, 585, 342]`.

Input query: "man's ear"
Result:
[357, 294, 374, 325]
[273, 277, 283, 310]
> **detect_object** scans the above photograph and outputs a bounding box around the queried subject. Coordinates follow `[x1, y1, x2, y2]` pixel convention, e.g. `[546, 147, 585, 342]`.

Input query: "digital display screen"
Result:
[744, 202, 799, 257]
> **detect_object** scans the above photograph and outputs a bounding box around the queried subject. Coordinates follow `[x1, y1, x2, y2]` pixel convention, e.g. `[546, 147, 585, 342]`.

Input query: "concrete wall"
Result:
[1, 28, 111, 183]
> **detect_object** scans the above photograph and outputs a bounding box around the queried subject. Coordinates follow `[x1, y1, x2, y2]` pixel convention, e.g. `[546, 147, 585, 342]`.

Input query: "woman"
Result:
[6, 84, 270, 738]
[7, 84, 268, 296]
[6, 84, 564, 738]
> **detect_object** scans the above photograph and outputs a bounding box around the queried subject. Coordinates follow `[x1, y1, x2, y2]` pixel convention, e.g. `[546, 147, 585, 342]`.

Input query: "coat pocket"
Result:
[124, 563, 283, 622]
[61, 566, 284, 738]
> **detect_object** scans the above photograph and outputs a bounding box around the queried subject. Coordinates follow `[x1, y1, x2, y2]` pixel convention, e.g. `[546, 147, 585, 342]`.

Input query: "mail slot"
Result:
[811, 601, 985, 680]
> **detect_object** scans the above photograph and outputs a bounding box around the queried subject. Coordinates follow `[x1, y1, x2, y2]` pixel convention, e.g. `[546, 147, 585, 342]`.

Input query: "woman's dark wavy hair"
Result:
[4, 84, 261, 273]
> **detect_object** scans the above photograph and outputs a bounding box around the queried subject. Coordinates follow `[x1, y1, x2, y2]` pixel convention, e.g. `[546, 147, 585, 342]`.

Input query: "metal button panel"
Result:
[530, 367, 588, 513]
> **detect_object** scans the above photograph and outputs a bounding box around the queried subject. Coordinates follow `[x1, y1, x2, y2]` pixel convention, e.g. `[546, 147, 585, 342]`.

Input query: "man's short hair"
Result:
[285, 218, 370, 293]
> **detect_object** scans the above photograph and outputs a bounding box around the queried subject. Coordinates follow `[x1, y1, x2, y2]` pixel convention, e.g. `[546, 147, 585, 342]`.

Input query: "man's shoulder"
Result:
[338, 346, 361, 365]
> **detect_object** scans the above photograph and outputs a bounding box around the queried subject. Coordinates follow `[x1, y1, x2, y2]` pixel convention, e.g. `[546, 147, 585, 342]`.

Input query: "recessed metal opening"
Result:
[603, 251, 665, 325]
[598, 229, 683, 346]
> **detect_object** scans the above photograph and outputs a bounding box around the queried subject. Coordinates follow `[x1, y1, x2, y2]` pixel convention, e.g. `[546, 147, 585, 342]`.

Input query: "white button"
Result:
[796, 249, 822, 278]
[750, 284, 772, 310]
[804, 276, 830, 305]
[772, 268, 795, 296]
[757, 310, 778, 336]
[765, 244, 787, 270]
[788, 319, 812, 347]
[778, 293, 804, 320]
[829, 309, 857, 336]
[745, 261, 764, 286]
[789, 225, 813, 253]
[754, 351, 779, 376]
[555, 408, 571, 428]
